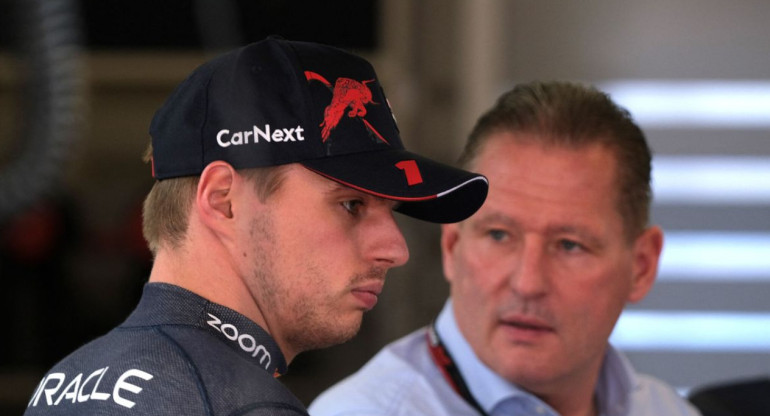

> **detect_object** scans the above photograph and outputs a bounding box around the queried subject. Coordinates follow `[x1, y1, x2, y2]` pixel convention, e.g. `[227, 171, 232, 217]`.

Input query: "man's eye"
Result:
[341, 200, 363, 215]
[488, 229, 508, 241]
[559, 239, 583, 252]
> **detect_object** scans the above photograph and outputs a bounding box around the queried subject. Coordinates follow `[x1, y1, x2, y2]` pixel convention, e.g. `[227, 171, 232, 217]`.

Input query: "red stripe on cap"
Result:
[305, 71, 332, 87]
[303, 166, 438, 202]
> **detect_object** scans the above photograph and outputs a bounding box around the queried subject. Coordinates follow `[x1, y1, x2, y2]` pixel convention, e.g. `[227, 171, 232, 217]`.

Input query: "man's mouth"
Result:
[499, 315, 555, 341]
[351, 282, 383, 310]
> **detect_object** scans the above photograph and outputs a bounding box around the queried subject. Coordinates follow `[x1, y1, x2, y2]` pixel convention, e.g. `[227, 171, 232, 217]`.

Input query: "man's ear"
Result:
[441, 223, 461, 284]
[196, 162, 236, 231]
[628, 225, 664, 303]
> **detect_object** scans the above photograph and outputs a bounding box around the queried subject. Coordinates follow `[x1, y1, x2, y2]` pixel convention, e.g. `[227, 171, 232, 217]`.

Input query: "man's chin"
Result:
[290, 318, 362, 352]
[325, 319, 362, 346]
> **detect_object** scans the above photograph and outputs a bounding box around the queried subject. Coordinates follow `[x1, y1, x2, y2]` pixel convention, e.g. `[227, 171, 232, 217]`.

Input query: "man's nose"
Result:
[368, 209, 410, 269]
[509, 240, 548, 298]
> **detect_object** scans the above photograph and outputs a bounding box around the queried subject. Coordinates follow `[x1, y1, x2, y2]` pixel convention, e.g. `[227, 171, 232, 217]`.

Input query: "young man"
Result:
[23, 37, 488, 416]
[310, 81, 701, 416]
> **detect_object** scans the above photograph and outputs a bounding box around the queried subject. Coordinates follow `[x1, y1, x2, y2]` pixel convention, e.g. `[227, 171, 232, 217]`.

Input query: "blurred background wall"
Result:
[1, 0, 768, 412]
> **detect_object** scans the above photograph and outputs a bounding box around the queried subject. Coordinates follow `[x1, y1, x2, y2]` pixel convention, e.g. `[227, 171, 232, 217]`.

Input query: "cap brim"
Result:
[301, 149, 488, 223]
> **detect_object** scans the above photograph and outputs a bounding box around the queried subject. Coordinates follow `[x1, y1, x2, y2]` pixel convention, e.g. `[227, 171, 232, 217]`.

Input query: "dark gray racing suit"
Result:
[24, 282, 308, 415]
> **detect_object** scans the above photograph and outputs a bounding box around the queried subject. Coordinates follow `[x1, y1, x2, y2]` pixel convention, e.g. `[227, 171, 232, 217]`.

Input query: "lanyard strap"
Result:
[426, 323, 490, 416]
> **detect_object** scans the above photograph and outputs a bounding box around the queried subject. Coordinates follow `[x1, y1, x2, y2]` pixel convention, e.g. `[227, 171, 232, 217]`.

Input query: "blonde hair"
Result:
[141, 145, 287, 255]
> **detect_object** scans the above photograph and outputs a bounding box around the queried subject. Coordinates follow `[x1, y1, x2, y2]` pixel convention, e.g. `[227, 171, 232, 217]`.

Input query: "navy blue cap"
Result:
[149, 37, 487, 223]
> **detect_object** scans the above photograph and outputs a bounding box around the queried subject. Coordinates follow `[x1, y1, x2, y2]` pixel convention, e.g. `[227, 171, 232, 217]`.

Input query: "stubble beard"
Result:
[247, 214, 384, 356]
[284, 266, 388, 353]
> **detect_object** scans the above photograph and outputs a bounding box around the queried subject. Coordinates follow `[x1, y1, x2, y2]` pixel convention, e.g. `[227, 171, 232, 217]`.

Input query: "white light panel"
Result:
[611, 311, 770, 351]
[659, 232, 770, 281]
[653, 156, 770, 204]
[600, 80, 770, 128]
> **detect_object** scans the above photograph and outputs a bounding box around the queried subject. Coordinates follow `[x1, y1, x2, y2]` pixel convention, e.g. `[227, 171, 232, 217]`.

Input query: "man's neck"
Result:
[148, 244, 271, 339]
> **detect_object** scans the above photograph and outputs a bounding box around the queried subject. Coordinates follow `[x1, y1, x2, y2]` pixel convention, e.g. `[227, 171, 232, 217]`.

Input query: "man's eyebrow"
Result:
[324, 182, 398, 207]
[473, 212, 519, 227]
[462, 211, 519, 231]
[322, 181, 359, 196]
[546, 224, 604, 247]
[470, 214, 605, 245]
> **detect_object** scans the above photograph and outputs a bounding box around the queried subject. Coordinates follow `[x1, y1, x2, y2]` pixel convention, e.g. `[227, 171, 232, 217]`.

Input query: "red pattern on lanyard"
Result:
[426, 323, 490, 416]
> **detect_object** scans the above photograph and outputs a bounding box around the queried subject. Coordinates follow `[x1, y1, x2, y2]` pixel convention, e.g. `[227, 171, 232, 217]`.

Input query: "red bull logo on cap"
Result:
[306, 71, 389, 144]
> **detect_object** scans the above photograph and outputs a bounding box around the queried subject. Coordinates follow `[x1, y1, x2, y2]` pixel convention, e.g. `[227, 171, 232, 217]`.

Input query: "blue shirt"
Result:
[310, 300, 700, 416]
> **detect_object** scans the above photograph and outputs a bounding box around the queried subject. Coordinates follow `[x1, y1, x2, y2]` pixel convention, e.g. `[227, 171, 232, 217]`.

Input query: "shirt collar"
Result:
[595, 344, 640, 416]
[123, 282, 288, 377]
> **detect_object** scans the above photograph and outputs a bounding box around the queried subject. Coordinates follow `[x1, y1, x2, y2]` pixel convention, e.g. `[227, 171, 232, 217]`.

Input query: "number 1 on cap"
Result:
[395, 160, 424, 186]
